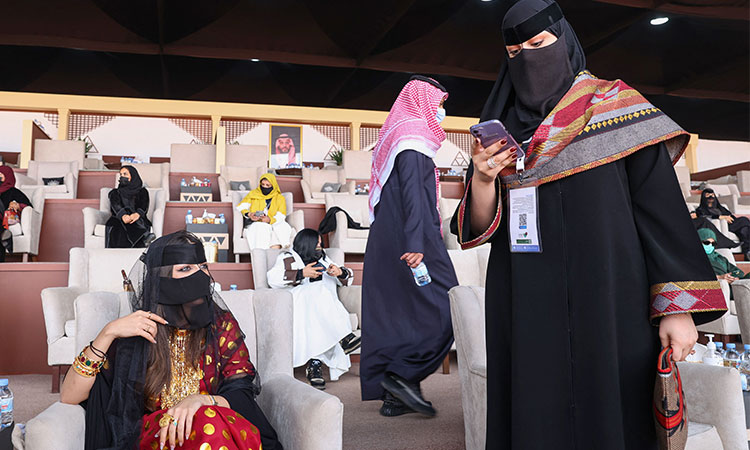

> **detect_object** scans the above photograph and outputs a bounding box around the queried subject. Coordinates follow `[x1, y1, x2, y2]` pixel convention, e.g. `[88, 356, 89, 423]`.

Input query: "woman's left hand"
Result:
[327, 264, 343, 277]
[8, 201, 19, 211]
[658, 313, 697, 362]
[158, 394, 211, 449]
[260, 215, 271, 223]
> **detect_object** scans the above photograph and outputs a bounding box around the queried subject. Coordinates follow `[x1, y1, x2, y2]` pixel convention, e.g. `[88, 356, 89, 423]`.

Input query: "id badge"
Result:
[508, 186, 542, 253]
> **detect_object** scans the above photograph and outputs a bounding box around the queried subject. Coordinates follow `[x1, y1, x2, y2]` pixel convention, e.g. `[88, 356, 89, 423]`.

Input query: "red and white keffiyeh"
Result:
[368, 78, 448, 223]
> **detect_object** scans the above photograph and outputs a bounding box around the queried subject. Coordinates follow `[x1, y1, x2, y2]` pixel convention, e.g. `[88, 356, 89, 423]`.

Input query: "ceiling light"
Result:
[650, 17, 669, 26]
[250, 58, 260, 62]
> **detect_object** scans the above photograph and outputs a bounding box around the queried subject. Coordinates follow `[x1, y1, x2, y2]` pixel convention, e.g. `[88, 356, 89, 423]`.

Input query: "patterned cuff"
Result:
[458, 177, 503, 250]
[649, 280, 727, 323]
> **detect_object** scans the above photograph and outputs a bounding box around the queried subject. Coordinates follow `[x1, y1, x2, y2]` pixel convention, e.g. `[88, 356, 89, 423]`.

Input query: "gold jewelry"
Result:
[487, 157, 499, 169]
[72, 347, 105, 378]
[147, 312, 152, 320]
[159, 413, 175, 428]
[160, 329, 203, 409]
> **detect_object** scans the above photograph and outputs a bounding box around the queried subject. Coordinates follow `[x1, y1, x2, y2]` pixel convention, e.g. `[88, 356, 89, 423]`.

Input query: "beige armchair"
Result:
[218, 165, 267, 202]
[82, 187, 166, 248]
[7, 187, 45, 262]
[696, 248, 741, 339]
[170, 143, 217, 173]
[440, 197, 461, 249]
[40, 247, 145, 392]
[251, 247, 361, 334]
[737, 170, 750, 192]
[25, 289, 345, 450]
[447, 247, 489, 287]
[34, 139, 85, 170]
[730, 279, 750, 345]
[324, 193, 370, 254]
[129, 162, 170, 200]
[342, 150, 372, 180]
[17, 160, 79, 199]
[448, 285, 747, 450]
[232, 190, 304, 262]
[226, 144, 269, 168]
[300, 167, 355, 204]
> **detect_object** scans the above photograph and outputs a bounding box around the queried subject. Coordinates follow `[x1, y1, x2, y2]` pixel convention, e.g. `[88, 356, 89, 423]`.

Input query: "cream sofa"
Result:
[17, 160, 79, 199]
[448, 285, 747, 450]
[82, 187, 166, 248]
[300, 167, 355, 204]
[342, 150, 372, 180]
[324, 193, 370, 254]
[40, 247, 145, 392]
[7, 186, 45, 262]
[218, 165, 267, 202]
[232, 190, 304, 262]
[226, 144, 269, 168]
[24, 289, 344, 450]
[170, 143, 217, 173]
[129, 162, 171, 200]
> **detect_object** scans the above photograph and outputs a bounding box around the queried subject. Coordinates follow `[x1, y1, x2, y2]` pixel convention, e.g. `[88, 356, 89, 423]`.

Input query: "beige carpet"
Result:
[1, 355, 466, 450]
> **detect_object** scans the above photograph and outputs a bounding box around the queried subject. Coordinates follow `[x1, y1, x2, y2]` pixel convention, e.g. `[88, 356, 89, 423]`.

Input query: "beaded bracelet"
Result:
[72, 347, 106, 378]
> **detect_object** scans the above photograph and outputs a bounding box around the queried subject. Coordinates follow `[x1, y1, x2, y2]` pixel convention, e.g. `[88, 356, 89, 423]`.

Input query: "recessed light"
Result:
[250, 58, 260, 62]
[650, 17, 669, 26]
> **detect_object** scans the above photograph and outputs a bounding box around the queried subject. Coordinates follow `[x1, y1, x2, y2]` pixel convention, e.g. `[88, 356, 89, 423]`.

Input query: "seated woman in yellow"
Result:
[237, 173, 293, 249]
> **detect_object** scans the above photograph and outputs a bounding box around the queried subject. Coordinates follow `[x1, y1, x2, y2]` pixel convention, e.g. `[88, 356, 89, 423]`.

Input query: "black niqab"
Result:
[696, 188, 732, 217]
[481, 0, 586, 143]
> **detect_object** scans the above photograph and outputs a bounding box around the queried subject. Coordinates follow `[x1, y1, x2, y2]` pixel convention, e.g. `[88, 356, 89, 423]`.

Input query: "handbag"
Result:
[653, 347, 688, 450]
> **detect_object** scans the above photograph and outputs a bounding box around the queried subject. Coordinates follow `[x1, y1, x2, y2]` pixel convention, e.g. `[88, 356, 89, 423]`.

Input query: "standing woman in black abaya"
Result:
[451, 1, 726, 449]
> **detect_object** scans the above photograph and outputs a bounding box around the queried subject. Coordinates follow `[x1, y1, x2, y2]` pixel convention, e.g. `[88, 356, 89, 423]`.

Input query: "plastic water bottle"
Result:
[0, 379, 13, 430]
[411, 262, 432, 286]
[702, 334, 723, 366]
[716, 342, 724, 357]
[724, 343, 741, 370]
[230, 284, 238, 291]
[180, 178, 187, 187]
[218, 213, 226, 225]
[185, 210, 193, 225]
[740, 344, 750, 391]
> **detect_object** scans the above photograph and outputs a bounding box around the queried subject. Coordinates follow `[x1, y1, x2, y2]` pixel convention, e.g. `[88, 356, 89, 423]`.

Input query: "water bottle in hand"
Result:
[0, 379, 13, 430]
[411, 262, 432, 286]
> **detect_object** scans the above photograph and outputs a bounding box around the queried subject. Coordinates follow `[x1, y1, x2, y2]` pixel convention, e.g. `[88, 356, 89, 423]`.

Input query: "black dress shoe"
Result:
[340, 333, 361, 355]
[306, 359, 326, 390]
[379, 392, 417, 417]
[380, 372, 436, 417]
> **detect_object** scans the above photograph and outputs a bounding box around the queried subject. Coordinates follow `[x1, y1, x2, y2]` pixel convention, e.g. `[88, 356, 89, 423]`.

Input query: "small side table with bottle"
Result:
[185, 209, 229, 262]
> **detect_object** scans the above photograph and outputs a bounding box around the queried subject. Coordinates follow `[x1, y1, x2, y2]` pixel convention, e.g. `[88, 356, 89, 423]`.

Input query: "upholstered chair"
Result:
[323, 193, 369, 254]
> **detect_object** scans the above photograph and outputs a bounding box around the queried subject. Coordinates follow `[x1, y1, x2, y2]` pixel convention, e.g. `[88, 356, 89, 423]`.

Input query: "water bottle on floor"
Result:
[0, 379, 13, 430]
[724, 343, 740, 370]
[411, 262, 432, 286]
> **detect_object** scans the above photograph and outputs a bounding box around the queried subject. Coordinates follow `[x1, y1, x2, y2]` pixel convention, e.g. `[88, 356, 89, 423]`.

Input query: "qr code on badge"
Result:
[519, 213, 527, 227]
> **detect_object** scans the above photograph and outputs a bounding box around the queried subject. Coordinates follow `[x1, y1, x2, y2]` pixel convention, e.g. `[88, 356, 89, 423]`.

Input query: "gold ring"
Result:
[487, 157, 498, 169]
[147, 312, 152, 320]
[159, 413, 175, 428]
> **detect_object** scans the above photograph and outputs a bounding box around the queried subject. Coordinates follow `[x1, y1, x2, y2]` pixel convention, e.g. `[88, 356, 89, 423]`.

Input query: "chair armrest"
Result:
[257, 374, 343, 450]
[719, 279, 731, 308]
[330, 211, 348, 248]
[252, 289, 293, 377]
[731, 279, 750, 344]
[300, 180, 313, 202]
[20, 204, 34, 236]
[218, 177, 229, 200]
[82, 207, 110, 237]
[337, 285, 362, 330]
[676, 363, 747, 449]
[343, 180, 356, 195]
[151, 207, 165, 238]
[286, 209, 305, 232]
[15, 173, 36, 186]
[65, 172, 77, 196]
[41, 287, 85, 345]
[24, 402, 85, 450]
[74, 291, 121, 352]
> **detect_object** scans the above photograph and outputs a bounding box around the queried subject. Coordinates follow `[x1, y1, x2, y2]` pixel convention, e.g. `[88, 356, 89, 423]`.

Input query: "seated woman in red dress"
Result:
[60, 230, 282, 450]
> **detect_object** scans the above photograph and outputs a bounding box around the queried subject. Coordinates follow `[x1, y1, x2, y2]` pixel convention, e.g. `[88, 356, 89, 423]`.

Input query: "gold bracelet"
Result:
[72, 347, 105, 378]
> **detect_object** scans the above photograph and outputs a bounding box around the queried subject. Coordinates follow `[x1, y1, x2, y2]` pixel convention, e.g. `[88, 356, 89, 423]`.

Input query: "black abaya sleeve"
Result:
[135, 188, 149, 218]
[625, 143, 727, 325]
[395, 151, 428, 254]
[109, 190, 129, 220]
[450, 162, 504, 249]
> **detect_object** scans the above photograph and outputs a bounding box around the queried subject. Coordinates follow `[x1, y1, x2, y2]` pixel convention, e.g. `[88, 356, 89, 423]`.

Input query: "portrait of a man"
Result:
[269, 124, 302, 168]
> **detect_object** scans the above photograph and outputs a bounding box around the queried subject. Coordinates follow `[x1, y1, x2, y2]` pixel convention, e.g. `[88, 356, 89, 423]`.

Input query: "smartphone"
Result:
[310, 262, 326, 283]
[469, 120, 520, 154]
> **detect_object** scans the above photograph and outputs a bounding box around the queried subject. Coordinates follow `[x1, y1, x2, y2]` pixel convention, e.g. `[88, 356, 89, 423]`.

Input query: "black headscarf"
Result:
[117, 165, 144, 199]
[696, 188, 732, 218]
[84, 231, 259, 450]
[293, 228, 325, 265]
[481, 0, 586, 143]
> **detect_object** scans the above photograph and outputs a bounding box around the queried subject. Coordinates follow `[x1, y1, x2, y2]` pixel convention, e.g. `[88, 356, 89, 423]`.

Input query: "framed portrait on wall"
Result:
[269, 124, 302, 169]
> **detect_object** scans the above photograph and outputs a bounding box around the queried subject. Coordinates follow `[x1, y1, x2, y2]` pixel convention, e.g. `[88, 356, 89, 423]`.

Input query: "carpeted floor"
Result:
[1, 354, 465, 450]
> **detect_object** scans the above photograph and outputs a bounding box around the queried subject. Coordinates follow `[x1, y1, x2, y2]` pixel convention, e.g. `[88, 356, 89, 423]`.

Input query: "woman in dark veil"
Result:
[695, 188, 750, 259]
[451, 1, 725, 448]
[60, 230, 281, 450]
[106, 165, 154, 248]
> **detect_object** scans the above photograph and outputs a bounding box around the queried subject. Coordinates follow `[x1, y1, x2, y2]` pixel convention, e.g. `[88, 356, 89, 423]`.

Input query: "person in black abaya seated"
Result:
[60, 231, 282, 450]
[0, 166, 32, 262]
[106, 165, 155, 248]
[451, 1, 726, 448]
[695, 188, 750, 260]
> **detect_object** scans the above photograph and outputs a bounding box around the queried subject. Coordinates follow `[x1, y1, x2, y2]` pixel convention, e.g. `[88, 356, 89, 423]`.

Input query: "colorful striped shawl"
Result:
[499, 71, 690, 188]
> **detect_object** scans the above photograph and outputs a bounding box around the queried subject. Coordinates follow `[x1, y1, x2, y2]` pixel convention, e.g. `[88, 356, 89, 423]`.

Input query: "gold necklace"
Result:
[160, 329, 204, 409]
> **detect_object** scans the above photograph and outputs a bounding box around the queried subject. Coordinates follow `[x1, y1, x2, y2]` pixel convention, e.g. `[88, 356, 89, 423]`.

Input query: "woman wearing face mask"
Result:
[695, 188, 750, 260]
[360, 75, 458, 417]
[0, 166, 32, 262]
[106, 165, 155, 248]
[60, 231, 281, 450]
[450, 1, 726, 448]
[698, 228, 750, 285]
[237, 173, 293, 250]
[267, 228, 359, 390]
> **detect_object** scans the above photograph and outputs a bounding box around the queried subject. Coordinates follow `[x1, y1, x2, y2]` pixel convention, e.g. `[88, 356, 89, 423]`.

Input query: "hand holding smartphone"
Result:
[469, 120, 521, 155]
